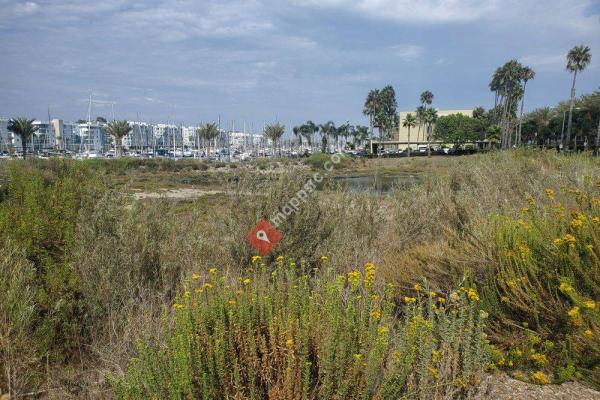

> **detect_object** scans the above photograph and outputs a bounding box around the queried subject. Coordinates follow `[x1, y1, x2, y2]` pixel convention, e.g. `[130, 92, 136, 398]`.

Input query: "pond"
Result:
[330, 173, 423, 194]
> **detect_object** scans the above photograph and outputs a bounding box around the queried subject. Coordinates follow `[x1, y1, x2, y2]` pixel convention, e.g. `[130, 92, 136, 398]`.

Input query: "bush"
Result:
[111, 259, 488, 399]
[482, 179, 600, 385]
[304, 153, 352, 170]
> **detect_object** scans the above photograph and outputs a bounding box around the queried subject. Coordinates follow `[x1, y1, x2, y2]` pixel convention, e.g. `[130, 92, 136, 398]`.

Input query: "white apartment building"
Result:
[182, 126, 199, 148]
[0, 118, 10, 152]
[51, 119, 80, 151]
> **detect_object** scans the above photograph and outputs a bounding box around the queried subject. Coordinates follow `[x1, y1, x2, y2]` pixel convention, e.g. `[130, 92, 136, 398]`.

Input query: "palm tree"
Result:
[517, 66, 535, 146]
[106, 120, 132, 157]
[424, 108, 438, 158]
[415, 105, 426, 142]
[319, 121, 335, 153]
[402, 113, 417, 157]
[565, 45, 592, 150]
[292, 126, 302, 151]
[363, 89, 380, 153]
[196, 122, 219, 159]
[354, 126, 369, 148]
[264, 123, 285, 157]
[418, 91, 433, 142]
[7, 118, 38, 159]
[304, 120, 318, 152]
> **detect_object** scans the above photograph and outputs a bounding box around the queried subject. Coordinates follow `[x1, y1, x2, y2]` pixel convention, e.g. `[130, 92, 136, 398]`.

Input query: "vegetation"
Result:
[264, 123, 286, 156]
[7, 118, 38, 159]
[565, 45, 592, 150]
[112, 261, 488, 399]
[107, 120, 132, 157]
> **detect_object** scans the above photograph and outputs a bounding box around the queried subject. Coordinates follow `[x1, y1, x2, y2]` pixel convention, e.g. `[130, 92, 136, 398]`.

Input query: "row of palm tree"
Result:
[292, 121, 369, 153]
[400, 91, 438, 158]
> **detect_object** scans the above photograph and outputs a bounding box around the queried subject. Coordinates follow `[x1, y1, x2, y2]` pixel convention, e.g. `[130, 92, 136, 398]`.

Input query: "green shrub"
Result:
[482, 179, 600, 385]
[304, 153, 352, 170]
[111, 259, 488, 399]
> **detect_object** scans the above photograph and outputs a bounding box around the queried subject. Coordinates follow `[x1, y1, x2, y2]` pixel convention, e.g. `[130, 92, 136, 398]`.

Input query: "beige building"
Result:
[396, 109, 474, 150]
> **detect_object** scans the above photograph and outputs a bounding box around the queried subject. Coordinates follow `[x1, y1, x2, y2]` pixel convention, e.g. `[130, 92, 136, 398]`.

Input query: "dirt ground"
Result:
[476, 374, 600, 400]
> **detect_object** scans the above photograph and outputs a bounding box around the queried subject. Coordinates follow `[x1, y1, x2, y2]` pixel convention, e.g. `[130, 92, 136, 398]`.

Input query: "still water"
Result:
[330, 173, 422, 194]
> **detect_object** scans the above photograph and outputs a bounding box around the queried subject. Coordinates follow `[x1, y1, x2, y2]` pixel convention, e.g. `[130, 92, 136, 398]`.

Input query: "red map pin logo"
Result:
[246, 219, 282, 255]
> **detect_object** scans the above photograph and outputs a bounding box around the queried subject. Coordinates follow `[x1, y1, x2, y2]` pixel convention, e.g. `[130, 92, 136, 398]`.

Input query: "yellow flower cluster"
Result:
[567, 306, 580, 318]
[347, 271, 362, 287]
[531, 371, 550, 385]
[545, 188, 555, 199]
[403, 296, 416, 304]
[192, 273, 201, 280]
[243, 278, 251, 286]
[467, 288, 480, 302]
[251, 255, 262, 263]
[364, 263, 375, 287]
[583, 300, 596, 309]
[529, 352, 548, 367]
[371, 309, 382, 320]
[413, 283, 423, 292]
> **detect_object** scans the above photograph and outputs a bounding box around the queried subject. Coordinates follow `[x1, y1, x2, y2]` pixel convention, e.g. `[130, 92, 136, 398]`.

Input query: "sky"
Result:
[0, 0, 599, 133]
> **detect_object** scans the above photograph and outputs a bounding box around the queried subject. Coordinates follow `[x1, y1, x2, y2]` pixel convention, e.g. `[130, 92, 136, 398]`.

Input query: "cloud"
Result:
[387, 44, 424, 60]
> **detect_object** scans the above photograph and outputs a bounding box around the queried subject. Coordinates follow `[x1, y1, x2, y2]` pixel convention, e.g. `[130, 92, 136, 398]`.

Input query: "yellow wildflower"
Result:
[228, 299, 236, 305]
[286, 339, 294, 347]
[243, 278, 251, 286]
[584, 329, 593, 339]
[531, 371, 550, 385]
[195, 288, 203, 294]
[364, 263, 375, 287]
[521, 207, 529, 214]
[530, 352, 548, 367]
[467, 288, 480, 302]
[403, 296, 416, 304]
[320, 256, 328, 263]
[553, 238, 563, 246]
[276, 255, 284, 263]
[371, 309, 382, 320]
[413, 283, 423, 292]
[563, 234, 576, 244]
[348, 271, 362, 287]
[437, 297, 446, 304]
[353, 353, 362, 361]
[571, 219, 583, 228]
[586, 244, 594, 252]
[583, 300, 596, 309]
[508, 360, 514, 368]
[173, 303, 184, 310]
[545, 188, 555, 199]
[204, 283, 213, 289]
[209, 268, 217, 274]
[567, 306, 580, 318]
[251, 255, 262, 263]
[559, 282, 573, 293]
[593, 216, 600, 225]
[501, 296, 509, 303]
[432, 350, 441, 363]
[428, 367, 439, 379]
[429, 291, 437, 297]
[378, 326, 389, 336]
[192, 273, 201, 280]
[497, 358, 505, 367]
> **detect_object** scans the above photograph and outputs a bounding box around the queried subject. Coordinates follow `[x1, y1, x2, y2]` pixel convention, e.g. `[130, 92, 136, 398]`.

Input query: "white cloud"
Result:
[387, 44, 424, 60]
[13, 1, 39, 14]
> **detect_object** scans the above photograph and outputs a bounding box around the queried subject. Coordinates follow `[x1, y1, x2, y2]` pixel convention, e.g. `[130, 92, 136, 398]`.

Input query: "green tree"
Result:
[489, 60, 526, 148]
[565, 45, 592, 150]
[402, 113, 417, 157]
[433, 114, 478, 148]
[363, 89, 380, 146]
[196, 122, 220, 159]
[292, 126, 302, 151]
[106, 120, 132, 157]
[264, 123, 285, 157]
[353, 125, 369, 148]
[7, 118, 38, 159]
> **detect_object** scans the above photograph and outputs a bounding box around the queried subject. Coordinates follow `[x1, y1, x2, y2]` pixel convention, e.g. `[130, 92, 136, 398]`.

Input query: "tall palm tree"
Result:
[305, 120, 318, 152]
[415, 105, 426, 142]
[354, 126, 369, 148]
[292, 126, 302, 151]
[196, 122, 219, 159]
[424, 108, 438, 158]
[418, 91, 433, 142]
[7, 118, 38, 159]
[565, 45, 592, 150]
[402, 113, 417, 157]
[107, 120, 132, 157]
[319, 121, 335, 153]
[264, 123, 285, 157]
[363, 89, 380, 153]
[517, 66, 535, 146]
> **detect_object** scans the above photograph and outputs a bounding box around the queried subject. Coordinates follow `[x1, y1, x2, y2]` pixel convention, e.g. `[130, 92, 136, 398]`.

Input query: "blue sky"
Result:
[0, 0, 598, 132]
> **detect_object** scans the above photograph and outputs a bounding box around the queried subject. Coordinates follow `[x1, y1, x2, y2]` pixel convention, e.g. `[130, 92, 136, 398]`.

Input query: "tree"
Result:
[363, 89, 380, 146]
[517, 66, 535, 146]
[353, 126, 369, 148]
[196, 122, 220, 159]
[364, 86, 398, 155]
[424, 108, 438, 157]
[292, 126, 302, 151]
[96, 116, 107, 123]
[415, 105, 426, 142]
[106, 120, 132, 157]
[433, 114, 478, 148]
[7, 118, 38, 159]
[565, 45, 592, 150]
[304, 120, 319, 151]
[402, 113, 417, 157]
[319, 121, 335, 153]
[489, 60, 526, 148]
[264, 123, 285, 157]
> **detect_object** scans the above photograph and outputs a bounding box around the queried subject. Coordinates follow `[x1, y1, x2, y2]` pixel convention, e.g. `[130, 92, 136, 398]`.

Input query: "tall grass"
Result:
[111, 260, 488, 399]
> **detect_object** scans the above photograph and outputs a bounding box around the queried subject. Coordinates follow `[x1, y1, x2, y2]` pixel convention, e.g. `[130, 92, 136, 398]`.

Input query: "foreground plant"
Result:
[484, 178, 600, 385]
[111, 260, 488, 399]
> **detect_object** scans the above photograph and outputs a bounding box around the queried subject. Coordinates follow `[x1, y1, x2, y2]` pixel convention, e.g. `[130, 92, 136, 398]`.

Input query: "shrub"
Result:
[482, 178, 600, 385]
[111, 259, 488, 399]
[304, 153, 352, 170]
